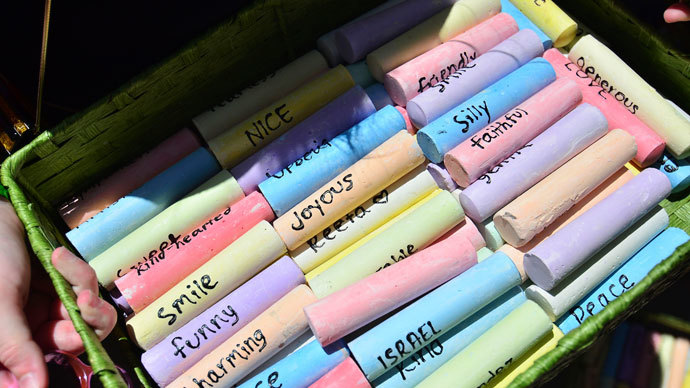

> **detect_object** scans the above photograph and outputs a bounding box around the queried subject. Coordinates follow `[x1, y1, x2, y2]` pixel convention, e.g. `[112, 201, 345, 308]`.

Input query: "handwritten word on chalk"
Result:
[573, 57, 639, 114]
[393, 339, 444, 381]
[429, 63, 478, 93]
[157, 274, 218, 325]
[476, 358, 513, 388]
[250, 371, 281, 388]
[453, 101, 491, 133]
[417, 52, 477, 94]
[209, 72, 277, 110]
[477, 144, 533, 184]
[191, 329, 267, 387]
[170, 305, 239, 359]
[290, 174, 354, 231]
[267, 139, 333, 179]
[567, 273, 635, 325]
[376, 244, 417, 272]
[470, 108, 529, 150]
[375, 321, 442, 370]
[245, 104, 294, 147]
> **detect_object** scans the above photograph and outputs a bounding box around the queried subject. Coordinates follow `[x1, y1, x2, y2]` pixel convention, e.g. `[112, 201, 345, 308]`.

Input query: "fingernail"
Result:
[18, 373, 37, 388]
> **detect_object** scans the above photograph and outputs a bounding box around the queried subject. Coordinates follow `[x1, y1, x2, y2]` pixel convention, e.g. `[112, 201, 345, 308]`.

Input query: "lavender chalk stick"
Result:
[416, 57, 556, 163]
[230, 87, 375, 194]
[407, 29, 544, 129]
[525, 169, 672, 291]
[335, 0, 461, 63]
[365, 83, 394, 110]
[142, 257, 305, 386]
[427, 163, 458, 191]
[460, 103, 608, 222]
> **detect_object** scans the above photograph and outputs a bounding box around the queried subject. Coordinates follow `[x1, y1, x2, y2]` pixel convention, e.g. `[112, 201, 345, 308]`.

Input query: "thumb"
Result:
[0, 301, 47, 388]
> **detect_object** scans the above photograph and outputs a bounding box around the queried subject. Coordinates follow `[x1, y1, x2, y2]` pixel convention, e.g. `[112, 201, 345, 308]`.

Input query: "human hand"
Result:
[665, 2, 690, 23]
[0, 200, 117, 388]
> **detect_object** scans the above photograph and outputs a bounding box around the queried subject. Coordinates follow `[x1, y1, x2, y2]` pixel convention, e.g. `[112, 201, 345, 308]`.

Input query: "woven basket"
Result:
[0, 0, 688, 387]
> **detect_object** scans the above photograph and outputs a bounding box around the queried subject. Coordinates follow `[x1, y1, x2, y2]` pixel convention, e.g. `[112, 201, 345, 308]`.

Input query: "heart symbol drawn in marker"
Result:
[373, 189, 389, 204]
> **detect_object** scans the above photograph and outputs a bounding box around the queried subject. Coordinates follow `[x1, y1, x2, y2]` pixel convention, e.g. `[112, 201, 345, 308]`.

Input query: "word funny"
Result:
[453, 101, 491, 133]
[290, 174, 354, 231]
[417, 51, 477, 94]
[170, 304, 239, 359]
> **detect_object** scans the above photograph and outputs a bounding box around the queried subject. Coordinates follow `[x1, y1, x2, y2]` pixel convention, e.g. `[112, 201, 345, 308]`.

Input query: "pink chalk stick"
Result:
[114, 191, 275, 313]
[543, 49, 665, 167]
[384, 13, 518, 106]
[309, 358, 371, 388]
[59, 129, 202, 229]
[395, 105, 414, 134]
[445, 78, 582, 187]
[305, 233, 476, 346]
[436, 216, 486, 251]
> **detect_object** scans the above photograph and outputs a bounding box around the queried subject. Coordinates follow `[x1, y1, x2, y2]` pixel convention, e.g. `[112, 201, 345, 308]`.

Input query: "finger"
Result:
[0, 369, 18, 388]
[76, 290, 117, 340]
[665, 3, 690, 23]
[33, 320, 85, 355]
[49, 298, 70, 321]
[51, 247, 98, 296]
[0, 302, 48, 388]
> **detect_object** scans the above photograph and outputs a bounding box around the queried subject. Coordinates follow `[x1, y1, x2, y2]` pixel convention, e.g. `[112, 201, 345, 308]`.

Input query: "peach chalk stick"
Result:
[114, 191, 276, 314]
[273, 131, 425, 251]
[670, 338, 690, 388]
[305, 233, 476, 346]
[508, 0, 577, 48]
[58, 128, 201, 229]
[543, 49, 665, 167]
[309, 357, 371, 388]
[445, 78, 582, 187]
[569, 35, 690, 159]
[493, 129, 637, 247]
[496, 168, 634, 280]
[167, 285, 316, 388]
[208, 66, 355, 169]
[367, 0, 501, 82]
[193, 51, 328, 141]
[384, 13, 518, 106]
[126, 221, 286, 350]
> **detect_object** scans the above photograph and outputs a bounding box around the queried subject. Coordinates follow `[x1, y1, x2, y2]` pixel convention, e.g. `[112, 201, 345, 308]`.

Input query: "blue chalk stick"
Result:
[237, 339, 349, 388]
[347, 252, 522, 380]
[67, 147, 221, 261]
[416, 57, 556, 163]
[557, 227, 690, 334]
[346, 61, 376, 88]
[654, 153, 690, 193]
[372, 287, 526, 388]
[500, 0, 553, 50]
[365, 83, 394, 110]
[259, 105, 406, 216]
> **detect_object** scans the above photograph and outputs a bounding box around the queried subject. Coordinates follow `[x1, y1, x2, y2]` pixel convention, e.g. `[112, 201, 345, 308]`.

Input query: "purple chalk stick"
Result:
[427, 163, 458, 191]
[335, 0, 460, 64]
[525, 168, 672, 291]
[142, 256, 305, 386]
[230, 86, 375, 194]
[459, 103, 608, 222]
[407, 29, 544, 128]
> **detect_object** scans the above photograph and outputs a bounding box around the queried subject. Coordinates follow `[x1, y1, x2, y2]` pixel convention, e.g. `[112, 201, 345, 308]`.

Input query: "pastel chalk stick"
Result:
[237, 339, 349, 388]
[543, 49, 665, 167]
[365, 83, 393, 110]
[416, 300, 551, 388]
[395, 106, 414, 134]
[166, 285, 316, 388]
[67, 147, 221, 261]
[654, 153, 690, 194]
[367, 0, 502, 82]
[308, 189, 465, 298]
[88, 170, 244, 288]
[526, 206, 668, 320]
[126, 221, 286, 350]
[208, 66, 355, 169]
[334, 0, 463, 64]
[436, 217, 486, 251]
[669, 338, 690, 388]
[58, 128, 202, 229]
[230, 86, 375, 195]
[460, 103, 609, 223]
[347, 252, 522, 380]
[499, 0, 552, 49]
[493, 128, 637, 247]
[477, 247, 494, 262]
[142, 257, 304, 386]
[114, 191, 275, 313]
[193, 51, 328, 141]
[661, 334, 677, 388]
[407, 29, 545, 129]
[426, 163, 458, 191]
[557, 227, 690, 334]
[259, 105, 406, 216]
[309, 357, 371, 388]
[508, 0, 576, 47]
[569, 35, 690, 159]
[305, 231, 476, 346]
[525, 169, 671, 290]
[236, 332, 314, 386]
[476, 219, 504, 251]
[290, 165, 437, 274]
[384, 12, 518, 106]
[346, 62, 376, 88]
[445, 77, 582, 187]
[371, 287, 526, 388]
[273, 131, 425, 250]
[416, 57, 556, 163]
[487, 325, 564, 388]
